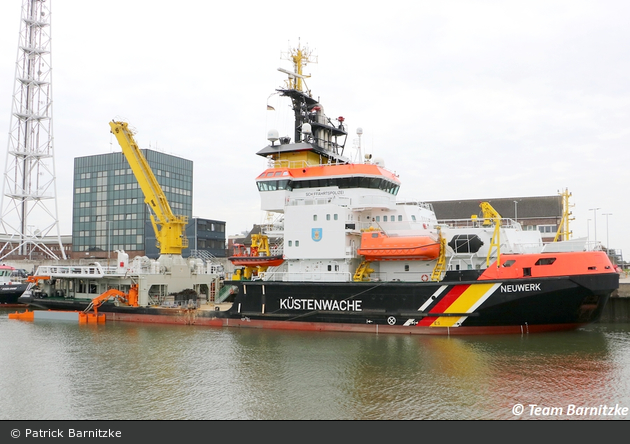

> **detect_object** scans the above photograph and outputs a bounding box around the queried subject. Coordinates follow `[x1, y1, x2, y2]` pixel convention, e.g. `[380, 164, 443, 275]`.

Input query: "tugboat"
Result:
[15, 45, 619, 335]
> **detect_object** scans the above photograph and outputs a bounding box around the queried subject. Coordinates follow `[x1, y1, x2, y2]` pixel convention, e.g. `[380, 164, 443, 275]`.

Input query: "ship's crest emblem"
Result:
[312, 228, 323, 242]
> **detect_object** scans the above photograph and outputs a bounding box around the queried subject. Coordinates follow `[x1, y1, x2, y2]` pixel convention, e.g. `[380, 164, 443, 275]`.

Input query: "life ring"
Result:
[421, 274, 429, 282]
[423, 223, 428, 229]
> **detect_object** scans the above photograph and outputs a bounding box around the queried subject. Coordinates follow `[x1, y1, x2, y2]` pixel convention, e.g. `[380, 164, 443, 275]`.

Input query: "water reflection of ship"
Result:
[457, 329, 614, 419]
[341, 330, 614, 419]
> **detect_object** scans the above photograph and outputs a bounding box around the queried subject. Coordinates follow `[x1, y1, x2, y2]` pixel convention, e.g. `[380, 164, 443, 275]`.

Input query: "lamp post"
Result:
[514, 200, 518, 224]
[603, 213, 612, 252]
[587, 219, 591, 250]
[589, 208, 600, 248]
[106, 220, 111, 260]
[27, 225, 34, 260]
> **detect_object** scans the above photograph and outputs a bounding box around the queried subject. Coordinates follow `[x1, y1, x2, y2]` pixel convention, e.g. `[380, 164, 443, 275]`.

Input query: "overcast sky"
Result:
[1, 1, 629, 258]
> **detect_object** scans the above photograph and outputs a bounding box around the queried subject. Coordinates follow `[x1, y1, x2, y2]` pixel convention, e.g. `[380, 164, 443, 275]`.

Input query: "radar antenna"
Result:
[280, 40, 317, 94]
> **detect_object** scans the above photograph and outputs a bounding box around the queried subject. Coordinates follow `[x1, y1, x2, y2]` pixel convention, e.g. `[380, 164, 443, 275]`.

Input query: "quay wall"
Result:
[599, 282, 630, 323]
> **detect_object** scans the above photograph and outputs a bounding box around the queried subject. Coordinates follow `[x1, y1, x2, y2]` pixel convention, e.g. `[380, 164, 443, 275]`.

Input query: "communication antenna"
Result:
[280, 40, 317, 93]
[0, 0, 66, 260]
[356, 127, 363, 163]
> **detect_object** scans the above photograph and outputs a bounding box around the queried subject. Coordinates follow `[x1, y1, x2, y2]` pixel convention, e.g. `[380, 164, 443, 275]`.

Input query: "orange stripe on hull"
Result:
[479, 251, 618, 279]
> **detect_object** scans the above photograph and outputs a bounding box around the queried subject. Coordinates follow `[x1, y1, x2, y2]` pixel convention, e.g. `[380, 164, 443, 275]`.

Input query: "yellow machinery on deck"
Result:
[109, 121, 189, 255]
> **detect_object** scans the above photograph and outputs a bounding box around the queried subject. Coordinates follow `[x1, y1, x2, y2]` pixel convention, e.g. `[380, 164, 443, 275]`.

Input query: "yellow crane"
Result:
[476, 202, 502, 267]
[109, 121, 189, 256]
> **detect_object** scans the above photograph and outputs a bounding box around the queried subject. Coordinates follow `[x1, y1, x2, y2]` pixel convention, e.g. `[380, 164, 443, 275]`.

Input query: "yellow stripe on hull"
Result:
[429, 283, 501, 327]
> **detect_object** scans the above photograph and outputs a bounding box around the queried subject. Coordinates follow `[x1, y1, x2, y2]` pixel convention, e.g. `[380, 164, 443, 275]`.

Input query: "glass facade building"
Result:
[73, 150, 206, 258]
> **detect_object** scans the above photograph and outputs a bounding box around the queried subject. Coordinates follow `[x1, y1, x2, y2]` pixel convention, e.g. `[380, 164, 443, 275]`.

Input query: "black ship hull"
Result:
[0, 283, 29, 305]
[18, 272, 617, 335]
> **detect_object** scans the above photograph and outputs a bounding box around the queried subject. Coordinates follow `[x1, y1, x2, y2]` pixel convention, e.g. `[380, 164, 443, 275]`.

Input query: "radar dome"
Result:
[267, 129, 279, 143]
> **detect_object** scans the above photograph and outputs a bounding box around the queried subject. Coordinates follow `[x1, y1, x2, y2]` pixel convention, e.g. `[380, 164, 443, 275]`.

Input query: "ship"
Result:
[17, 121, 224, 315]
[0, 264, 29, 305]
[16, 45, 619, 335]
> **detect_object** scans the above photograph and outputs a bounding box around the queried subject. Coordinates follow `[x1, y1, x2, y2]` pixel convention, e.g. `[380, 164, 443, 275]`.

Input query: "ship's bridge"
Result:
[256, 164, 401, 212]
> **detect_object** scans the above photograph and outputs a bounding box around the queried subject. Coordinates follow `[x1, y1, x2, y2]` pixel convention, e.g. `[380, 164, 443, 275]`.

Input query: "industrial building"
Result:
[71, 150, 226, 260]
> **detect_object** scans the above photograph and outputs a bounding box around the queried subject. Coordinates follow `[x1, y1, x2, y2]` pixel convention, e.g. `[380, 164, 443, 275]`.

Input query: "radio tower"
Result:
[0, 0, 66, 260]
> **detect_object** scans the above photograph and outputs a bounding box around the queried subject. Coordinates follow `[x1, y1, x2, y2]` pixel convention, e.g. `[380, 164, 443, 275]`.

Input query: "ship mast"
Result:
[281, 42, 317, 93]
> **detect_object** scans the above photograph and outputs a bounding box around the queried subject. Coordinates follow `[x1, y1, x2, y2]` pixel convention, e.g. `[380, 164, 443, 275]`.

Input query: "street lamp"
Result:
[589, 208, 600, 248]
[603, 213, 612, 252]
[106, 220, 111, 260]
[27, 225, 34, 260]
[513, 201, 518, 224]
[587, 219, 591, 250]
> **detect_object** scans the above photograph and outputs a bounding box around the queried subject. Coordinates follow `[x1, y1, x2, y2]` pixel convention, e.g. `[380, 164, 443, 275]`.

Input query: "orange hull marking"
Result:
[480, 251, 616, 280]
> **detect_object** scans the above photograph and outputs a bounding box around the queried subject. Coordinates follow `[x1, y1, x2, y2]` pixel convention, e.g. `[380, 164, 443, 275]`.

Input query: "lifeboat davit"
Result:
[357, 231, 440, 261]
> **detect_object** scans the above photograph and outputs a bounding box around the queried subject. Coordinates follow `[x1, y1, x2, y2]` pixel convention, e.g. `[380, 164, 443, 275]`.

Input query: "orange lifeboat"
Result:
[228, 242, 285, 267]
[357, 231, 440, 261]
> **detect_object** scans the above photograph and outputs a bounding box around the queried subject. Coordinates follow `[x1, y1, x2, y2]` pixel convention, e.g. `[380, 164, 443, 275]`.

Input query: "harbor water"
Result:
[1, 307, 630, 420]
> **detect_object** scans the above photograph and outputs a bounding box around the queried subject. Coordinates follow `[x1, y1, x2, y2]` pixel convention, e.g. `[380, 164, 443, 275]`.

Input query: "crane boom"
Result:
[109, 121, 189, 255]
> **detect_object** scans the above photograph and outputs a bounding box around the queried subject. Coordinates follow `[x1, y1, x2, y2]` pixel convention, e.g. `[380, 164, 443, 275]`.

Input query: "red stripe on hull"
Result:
[417, 285, 470, 326]
[103, 312, 587, 335]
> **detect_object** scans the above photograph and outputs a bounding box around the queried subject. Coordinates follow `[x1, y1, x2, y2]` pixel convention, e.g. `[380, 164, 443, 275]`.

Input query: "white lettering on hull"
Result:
[500, 283, 541, 293]
[279, 297, 362, 311]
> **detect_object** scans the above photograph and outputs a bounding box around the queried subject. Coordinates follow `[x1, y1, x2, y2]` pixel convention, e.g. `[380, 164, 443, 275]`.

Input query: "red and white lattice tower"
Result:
[0, 0, 66, 260]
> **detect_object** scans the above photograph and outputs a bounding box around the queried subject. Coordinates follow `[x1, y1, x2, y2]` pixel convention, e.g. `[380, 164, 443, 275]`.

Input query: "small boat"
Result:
[357, 230, 440, 261]
[0, 264, 30, 305]
[228, 234, 285, 273]
[229, 254, 285, 268]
